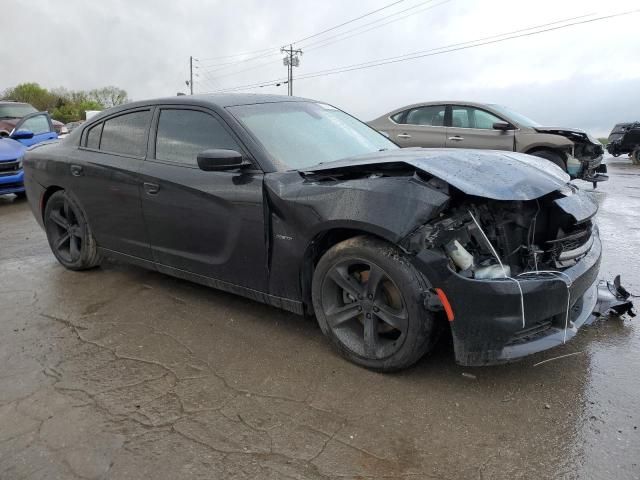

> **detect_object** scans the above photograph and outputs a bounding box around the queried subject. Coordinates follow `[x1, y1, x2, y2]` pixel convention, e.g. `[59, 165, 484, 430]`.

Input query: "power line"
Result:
[301, 0, 447, 50]
[197, 47, 276, 63]
[291, 0, 406, 45]
[199, 58, 282, 81]
[292, 9, 638, 81]
[198, 0, 449, 83]
[196, 0, 408, 66]
[207, 9, 637, 94]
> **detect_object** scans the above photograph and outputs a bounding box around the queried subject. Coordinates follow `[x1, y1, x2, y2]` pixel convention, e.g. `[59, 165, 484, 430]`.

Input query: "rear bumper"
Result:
[0, 169, 25, 195]
[414, 229, 606, 366]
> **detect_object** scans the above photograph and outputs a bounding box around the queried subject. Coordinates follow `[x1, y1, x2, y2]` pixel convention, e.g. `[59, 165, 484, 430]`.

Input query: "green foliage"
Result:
[2, 83, 57, 111]
[88, 86, 129, 108]
[2, 82, 129, 124]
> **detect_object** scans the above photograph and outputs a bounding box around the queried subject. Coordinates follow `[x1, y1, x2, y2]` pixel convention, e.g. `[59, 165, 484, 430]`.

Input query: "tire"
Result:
[312, 235, 437, 371]
[530, 150, 567, 171]
[632, 149, 640, 165]
[44, 190, 102, 270]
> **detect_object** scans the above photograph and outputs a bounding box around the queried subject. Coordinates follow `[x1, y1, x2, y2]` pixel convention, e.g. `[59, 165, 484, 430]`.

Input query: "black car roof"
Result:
[114, 93, 315, 111]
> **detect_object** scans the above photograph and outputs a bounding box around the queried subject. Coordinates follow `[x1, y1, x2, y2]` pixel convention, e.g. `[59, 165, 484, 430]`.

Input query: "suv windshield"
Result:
[488, 104, 540, 128]
[228, 101, 397, 170]
[0, 103, 38, 119]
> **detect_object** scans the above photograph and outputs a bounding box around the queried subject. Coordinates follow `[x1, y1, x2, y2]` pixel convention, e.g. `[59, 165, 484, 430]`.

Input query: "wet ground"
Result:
[0, 158, 638, 480]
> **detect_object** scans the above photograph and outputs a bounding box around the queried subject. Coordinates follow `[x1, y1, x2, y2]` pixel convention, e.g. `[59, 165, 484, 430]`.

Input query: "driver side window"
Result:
[155, 109, 241, 165]
[473, 109, 504, 129]
[20, 114, 51, 135]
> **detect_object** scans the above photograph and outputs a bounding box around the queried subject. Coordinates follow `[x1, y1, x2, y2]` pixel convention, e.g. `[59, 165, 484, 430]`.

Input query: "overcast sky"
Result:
[3, 0, 639, 136]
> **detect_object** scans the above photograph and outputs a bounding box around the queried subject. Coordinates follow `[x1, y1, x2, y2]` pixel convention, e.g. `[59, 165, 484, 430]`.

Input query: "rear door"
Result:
[13, 112, 57, 146]
[446, 105, 515, 150]
[140, 106, 268, 291]
[71, 108, 153, 260]
[387, 105, 447, 148]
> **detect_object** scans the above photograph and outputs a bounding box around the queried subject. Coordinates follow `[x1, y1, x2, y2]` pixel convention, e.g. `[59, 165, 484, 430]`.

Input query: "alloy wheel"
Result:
[321, 259, 409, 359]
[47, 197, 83, 263]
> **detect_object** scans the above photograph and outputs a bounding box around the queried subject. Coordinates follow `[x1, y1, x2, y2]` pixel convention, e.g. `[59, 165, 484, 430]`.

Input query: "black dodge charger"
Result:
[22, 94, 631, 371]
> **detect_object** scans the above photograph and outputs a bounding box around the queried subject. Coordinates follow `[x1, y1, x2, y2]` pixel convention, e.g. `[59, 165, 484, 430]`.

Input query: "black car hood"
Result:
[303, 148, 570, 201]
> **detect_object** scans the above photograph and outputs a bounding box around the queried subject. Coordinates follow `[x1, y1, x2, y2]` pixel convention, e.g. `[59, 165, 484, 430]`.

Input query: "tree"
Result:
[88, 86, 129, 108]
[2, 83, 57, 111]
[2, 82, 128, 123]
[50, 99, 103, 124]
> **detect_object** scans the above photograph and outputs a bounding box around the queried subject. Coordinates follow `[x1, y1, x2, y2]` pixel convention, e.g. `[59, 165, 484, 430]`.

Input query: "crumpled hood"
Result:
[0, 137, 26, 162]
[304, 148, 570, 201]
[534, 126, 602, 148]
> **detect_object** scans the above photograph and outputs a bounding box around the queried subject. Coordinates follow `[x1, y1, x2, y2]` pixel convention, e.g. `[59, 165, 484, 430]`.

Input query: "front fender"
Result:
[517, 132, 574, 153]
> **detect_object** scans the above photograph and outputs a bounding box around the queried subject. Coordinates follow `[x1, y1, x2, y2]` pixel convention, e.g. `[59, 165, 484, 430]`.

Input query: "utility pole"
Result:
[189, 56, 194, 95]
[281, 45, 302, 96]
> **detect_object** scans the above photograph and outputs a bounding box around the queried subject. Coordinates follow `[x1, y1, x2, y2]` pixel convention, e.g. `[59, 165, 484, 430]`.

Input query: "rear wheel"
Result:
[312, 236, 437, 371]
[44, 191, 102, 270]
[530, 150, 567, 171]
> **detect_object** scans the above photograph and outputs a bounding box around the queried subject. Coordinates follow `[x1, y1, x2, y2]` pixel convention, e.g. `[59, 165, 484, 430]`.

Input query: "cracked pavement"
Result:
[1, 158, 639, 479]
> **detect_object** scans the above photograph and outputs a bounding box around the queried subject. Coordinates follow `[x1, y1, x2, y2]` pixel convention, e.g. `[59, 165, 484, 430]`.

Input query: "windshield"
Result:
[0, 104, 38, 119]
[228, 101, 397, 170]
[488, 104, 540, 128]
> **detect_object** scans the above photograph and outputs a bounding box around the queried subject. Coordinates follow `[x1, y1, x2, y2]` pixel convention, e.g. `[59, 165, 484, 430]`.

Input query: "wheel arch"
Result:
[299, 226, 396, 314]
[524, 146, 568, 168]
[41, 185, 65, 221]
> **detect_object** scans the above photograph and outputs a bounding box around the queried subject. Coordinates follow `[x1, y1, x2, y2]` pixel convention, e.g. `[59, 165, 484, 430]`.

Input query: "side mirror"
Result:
[197, 149, 247, 171]
[493, 121, 514, 131]
[11, 129, 34, 140]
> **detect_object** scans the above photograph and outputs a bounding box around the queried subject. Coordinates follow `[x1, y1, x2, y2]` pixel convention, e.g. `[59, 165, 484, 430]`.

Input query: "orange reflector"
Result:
[435, 288, 455, 322]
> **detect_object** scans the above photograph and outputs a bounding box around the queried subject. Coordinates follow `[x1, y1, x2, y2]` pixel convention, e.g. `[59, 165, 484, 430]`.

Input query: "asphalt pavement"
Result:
[0, 157, 638, 479]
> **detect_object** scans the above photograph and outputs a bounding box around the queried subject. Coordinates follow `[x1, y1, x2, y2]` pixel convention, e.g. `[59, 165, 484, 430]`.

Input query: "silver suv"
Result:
[368, 101, 605, 183]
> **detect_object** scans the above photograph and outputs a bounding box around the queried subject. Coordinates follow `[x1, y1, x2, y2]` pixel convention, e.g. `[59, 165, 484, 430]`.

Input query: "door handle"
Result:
[143, 182, 160, 195]
[397, 133, 412, 139]
[70, 165, 83, 176]
[448, 136, 464, 141]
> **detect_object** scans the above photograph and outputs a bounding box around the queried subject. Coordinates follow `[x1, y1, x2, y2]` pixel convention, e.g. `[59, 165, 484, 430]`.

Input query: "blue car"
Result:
[0, 112, 58, 198]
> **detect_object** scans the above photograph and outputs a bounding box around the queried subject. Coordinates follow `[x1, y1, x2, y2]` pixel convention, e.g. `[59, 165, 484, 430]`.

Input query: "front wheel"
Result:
[312, 236, 438, 371]
[44, 190, 102, 270]
[632, 149, 640, 165]
[530, 150, 567, 172]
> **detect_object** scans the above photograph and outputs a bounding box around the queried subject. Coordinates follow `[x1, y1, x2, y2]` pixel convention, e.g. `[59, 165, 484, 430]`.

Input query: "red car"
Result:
[0, 101, 67, 137]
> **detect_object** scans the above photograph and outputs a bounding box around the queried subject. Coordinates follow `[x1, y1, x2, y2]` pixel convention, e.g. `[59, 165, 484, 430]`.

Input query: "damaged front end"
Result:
[305, 149, 632, 366]
[534, 127, 607, 184]
[405, 183, 633, 366]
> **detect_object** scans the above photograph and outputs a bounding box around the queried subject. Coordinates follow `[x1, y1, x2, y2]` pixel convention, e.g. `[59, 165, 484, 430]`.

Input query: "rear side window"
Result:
[100, 110, 151, 157]
[85, 123, 102, 149]
[451, 107, 471, 128]
[155, 109, 240, 165]
[390, 112, 404, 123]
[405, 106, 446, 126]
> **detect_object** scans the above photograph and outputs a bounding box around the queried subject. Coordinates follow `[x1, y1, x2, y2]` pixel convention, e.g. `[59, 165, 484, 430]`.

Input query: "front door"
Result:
[140, 106, 268, 292]
[446, 105, 515, 151]
[13, 112, 57, 146]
